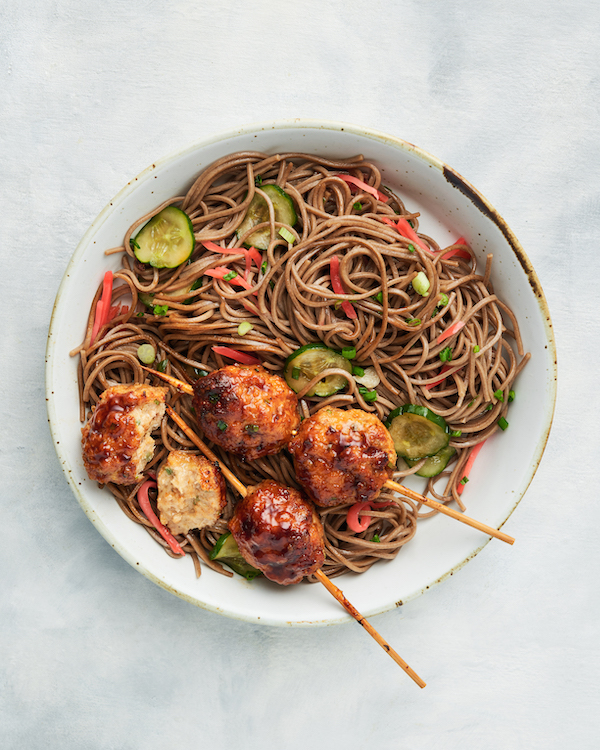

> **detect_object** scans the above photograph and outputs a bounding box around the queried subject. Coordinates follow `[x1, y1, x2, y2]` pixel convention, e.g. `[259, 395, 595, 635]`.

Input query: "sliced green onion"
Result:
[137, 344, 156, 364]
[291, 367, 301, 380]
[245, 424, 260, 433]
[473, 345, 480, 353]
[412, 272, 430, 296]
[237, 321, 253, 336]
[508, 390, 515, 402]
[362, 390, 378, 402]
[372, 291, 383, 304]
[223, 271, 237, 282]
[372, 534, 381, 543]
[353, 202, 363, 210]
[450, 430, 462, 437]
[352, 366, 365, 377]
[460, 477, 469, 486]
[278, 226, 295, 244]
[217, 420, 228, 432]
[485, 404, 493, 411]
[494, 389, 504, 402]
[157, 359, 168, 373]
[153, 304, 168, 316]
[260, 260, 268, 274]
[498, 417, 509, 431]
[439, 347, 453, 362]
[255, 174, 263, 186]
[439, 293, 449, 307]
[408, 244, 415, 253]
[406, 318, 421, 326]
[342, 347, 356, 360]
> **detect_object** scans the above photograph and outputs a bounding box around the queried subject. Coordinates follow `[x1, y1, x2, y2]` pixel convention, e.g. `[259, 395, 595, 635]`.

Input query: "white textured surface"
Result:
[1, 2, 597, 748]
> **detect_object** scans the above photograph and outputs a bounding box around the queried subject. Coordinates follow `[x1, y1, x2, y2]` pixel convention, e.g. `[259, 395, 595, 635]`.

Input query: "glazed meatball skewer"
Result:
[150, 367, 513, 544]
[166, 406, 426, 689]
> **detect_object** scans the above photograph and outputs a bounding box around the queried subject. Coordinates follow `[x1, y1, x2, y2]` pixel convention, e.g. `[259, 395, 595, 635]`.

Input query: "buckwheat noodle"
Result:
[73, 151, 529, 580]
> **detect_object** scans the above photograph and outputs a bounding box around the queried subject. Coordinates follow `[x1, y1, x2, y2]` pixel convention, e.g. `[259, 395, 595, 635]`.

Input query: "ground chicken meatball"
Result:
[156, 451, 226, 536]
[229, 480, 325, 585]
[192, 365, 300, 461]
[288, 407, 397, 507]
[81, 384, 167, 485]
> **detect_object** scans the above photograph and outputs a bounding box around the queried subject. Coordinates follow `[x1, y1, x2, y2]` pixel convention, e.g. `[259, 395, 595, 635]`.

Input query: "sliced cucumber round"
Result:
[209, 532, 261, 581]
[133, 206, 195, 268]
[385, 404, 449, 459]
[405, 445, 456, 477]
[284, 343, 353, 397]
[237, 184, 297, 250]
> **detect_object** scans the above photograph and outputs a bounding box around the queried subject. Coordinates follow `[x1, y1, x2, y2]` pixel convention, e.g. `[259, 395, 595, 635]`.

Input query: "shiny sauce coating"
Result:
[229, 480, 325, 585]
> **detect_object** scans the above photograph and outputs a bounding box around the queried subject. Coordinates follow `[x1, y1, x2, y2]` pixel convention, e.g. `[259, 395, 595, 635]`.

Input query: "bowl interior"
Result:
[46, 120, 556, 625]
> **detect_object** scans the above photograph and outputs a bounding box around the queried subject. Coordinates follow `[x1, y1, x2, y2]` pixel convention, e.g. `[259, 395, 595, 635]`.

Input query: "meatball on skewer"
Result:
[288, 407, 397, 508]
[81, 383, 168, 485]
[146, 364, 300, 461]
[166, 406, 426, 688]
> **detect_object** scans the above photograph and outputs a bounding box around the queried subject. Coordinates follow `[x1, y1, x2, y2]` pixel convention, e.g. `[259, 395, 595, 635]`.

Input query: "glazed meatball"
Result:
[229, 480, 325, 585]
[156, 450, 226, 536]
[81, 384, 167, 485]
[192, 365, 300, 461]
[288, 407, 397, 507]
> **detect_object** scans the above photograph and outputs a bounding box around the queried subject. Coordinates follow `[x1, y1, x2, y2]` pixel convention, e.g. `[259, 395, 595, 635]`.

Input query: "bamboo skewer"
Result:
[150, 368, 513, 545]
[385, 480, 514, 545]
[165, 405, 426, 688]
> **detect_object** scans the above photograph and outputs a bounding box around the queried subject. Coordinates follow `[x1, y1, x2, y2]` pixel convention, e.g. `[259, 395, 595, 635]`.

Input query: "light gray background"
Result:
[2, 2, 597, 748]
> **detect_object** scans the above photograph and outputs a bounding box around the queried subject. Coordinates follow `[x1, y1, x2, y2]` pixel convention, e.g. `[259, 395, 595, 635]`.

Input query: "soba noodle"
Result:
[73, 151, 529, 580]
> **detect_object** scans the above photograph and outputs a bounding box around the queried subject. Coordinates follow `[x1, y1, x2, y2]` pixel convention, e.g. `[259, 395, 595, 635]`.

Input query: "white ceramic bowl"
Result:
[46, 119, 556, 626]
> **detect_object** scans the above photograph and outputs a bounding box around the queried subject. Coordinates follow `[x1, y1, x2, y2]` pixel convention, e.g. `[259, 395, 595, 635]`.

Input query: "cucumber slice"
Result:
[405, 445, 456, 477]
[385, 404, 449, 459]
[284, 343, 353, 397]
[133, 206, 195, 268]
[237, 184, 297, 250]
[209, 532, 262, 581]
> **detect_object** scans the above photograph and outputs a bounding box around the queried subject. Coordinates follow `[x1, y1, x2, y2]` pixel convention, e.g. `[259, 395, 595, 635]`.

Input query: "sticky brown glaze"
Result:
[81, 384, 167, 485]
[229, 480, 325, 585]
[288, 407, 397, 507]
[192, 365, 300, 461]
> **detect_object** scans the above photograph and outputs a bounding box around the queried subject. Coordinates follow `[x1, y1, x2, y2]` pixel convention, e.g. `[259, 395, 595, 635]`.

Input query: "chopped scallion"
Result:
[508, 390, 515, 402]
[450, 430, 462, 437]
[153, 304, 168, 316]
[245, 424, 260, 433]
[217, 420, 228, 432]
[237, 321, 253, 336]
[278, 226, 295, 244]
[412, 272, 430, 296]
[473, 345, 480, 353]
[439, 347, 453, 362]
[352, 366, 365, 377]
[137, 344, 156, 364]
[362, 390, 378, 402]
[223, 271, 237, 281]
[342, 347, 356, 360]
[408, 244, 415, 253]
[406, 318, 421, 326]
[498, 417, 509, 431]
[157, 359, 168, 373]
[460, 477, 469, 486]
[353, 202, 363, 210]
[494, 389, 504, 402]
[291, 367, 301, 380]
